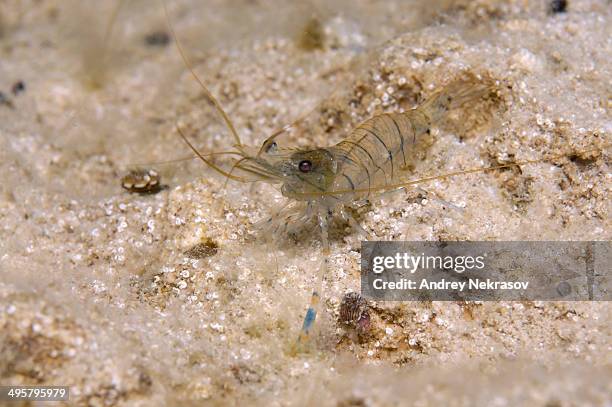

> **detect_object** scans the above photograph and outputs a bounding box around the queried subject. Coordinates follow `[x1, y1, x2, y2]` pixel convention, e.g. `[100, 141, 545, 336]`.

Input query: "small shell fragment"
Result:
[121, 169, 161, 194]
[338, 292, 370, 334]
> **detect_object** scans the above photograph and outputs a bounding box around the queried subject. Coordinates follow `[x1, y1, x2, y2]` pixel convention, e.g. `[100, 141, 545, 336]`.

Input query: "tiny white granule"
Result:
[210, 322, 224, 332]
[118, 221, 128, 233]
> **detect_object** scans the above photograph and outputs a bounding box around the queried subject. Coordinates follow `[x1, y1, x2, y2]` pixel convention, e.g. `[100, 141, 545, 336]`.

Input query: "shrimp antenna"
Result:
[175, 123, 247, 183]
[257, 70, 343, 156]
[297, 145, 610, 198]
[162, 0, 244, 150]
[257, 46, 377, 157]
[101, 0, 127, 62]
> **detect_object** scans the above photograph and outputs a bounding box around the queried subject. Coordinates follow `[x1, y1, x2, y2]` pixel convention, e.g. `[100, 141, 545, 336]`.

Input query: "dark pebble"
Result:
[12, 80, 26, 95]
[549, 0, 568, 14]
[145, 31, 170, 47]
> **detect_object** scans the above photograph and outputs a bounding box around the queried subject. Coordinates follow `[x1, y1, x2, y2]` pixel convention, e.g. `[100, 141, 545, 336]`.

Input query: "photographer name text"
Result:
[372, 278, 529, 291]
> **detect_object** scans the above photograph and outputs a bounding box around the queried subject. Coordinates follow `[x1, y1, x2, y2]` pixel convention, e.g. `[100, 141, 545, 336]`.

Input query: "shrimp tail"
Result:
[419, 77, 496, 122]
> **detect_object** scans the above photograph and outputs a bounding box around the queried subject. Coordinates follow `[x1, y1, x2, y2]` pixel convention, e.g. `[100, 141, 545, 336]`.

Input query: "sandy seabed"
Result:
[0, 0, 610, 406]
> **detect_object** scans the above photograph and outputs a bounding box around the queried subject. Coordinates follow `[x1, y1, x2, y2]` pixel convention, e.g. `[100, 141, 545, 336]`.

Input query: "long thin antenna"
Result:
[101, 0, 127, 58]
[162, 0, 243, 149]
[257, 50, 374, 157]
[296, 145, 610, 198]
[175, 123, 247, 182]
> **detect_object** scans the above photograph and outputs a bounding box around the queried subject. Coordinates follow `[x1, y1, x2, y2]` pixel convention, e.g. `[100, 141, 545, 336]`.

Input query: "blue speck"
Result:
[301, 308, 317, 333]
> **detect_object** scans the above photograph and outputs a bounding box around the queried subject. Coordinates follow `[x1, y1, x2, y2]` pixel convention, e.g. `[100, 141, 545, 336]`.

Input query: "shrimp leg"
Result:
[339, 207, 372, 240]
[293, 208, 332, 353]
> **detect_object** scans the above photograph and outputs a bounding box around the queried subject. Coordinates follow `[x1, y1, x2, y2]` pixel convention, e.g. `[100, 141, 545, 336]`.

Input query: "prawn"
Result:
[161, 1, 608, 353]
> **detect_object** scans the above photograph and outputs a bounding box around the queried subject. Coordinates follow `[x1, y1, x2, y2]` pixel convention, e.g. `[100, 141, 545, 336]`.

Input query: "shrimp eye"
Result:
[298, 160, 313, 173]
[265, 141, 277, 153]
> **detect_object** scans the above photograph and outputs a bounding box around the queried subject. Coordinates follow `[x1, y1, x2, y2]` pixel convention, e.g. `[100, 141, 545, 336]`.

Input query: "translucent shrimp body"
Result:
[274, 79, 495, 206]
